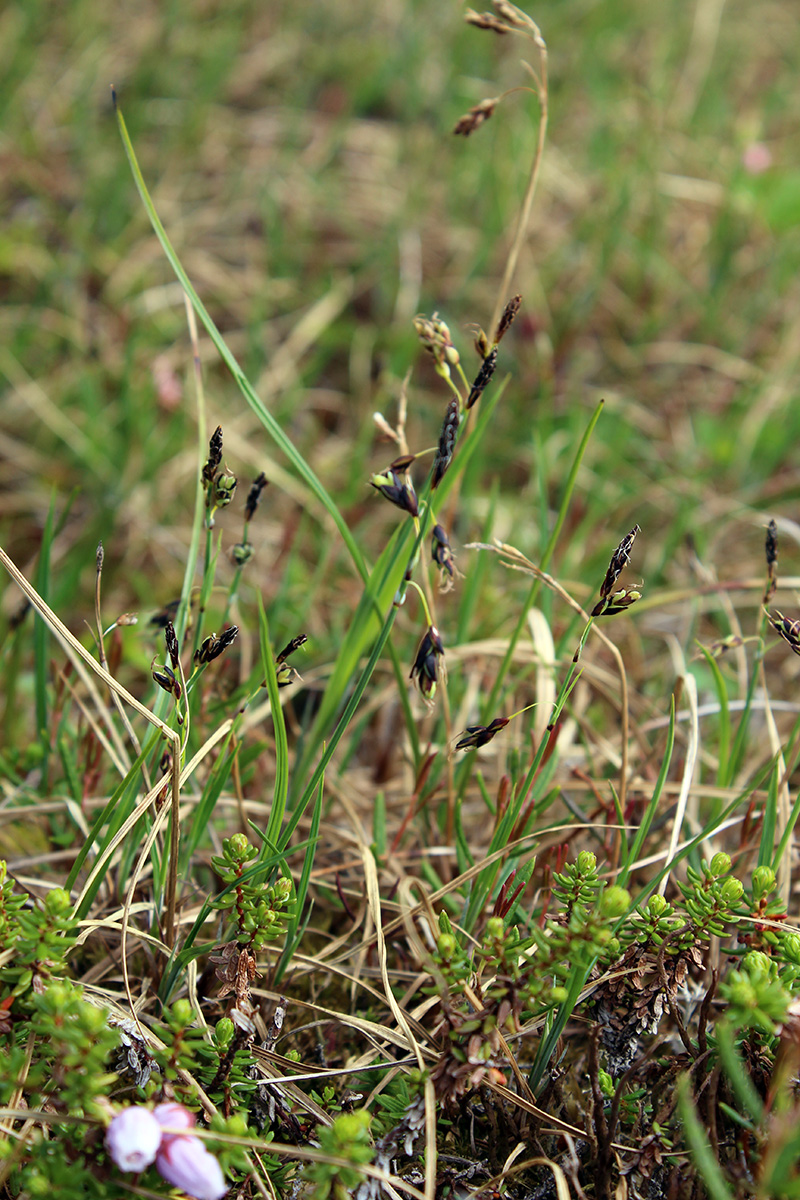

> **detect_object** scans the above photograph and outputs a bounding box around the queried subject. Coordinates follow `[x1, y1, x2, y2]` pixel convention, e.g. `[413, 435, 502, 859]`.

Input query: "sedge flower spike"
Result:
[105, 1106, 162, 1172]
[156, 1133, 227, 1200]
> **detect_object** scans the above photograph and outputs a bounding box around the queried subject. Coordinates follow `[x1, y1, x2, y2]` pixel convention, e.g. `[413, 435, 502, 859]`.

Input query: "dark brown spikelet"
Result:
[453, 98, 499, 137]
[494, 295, 522, 345]
[768, 610, 800, 657]
[764, 519, 778, 604]
[277, 634, 308, 664]
[390, 454, 417, 473]
[466, 347, 498, 409]
[194, 625, 239, 666]
[432, 398, 460, 489]
[598, 525, 640, 602]
[464, 8, 511, 33]
[410, 626, 445, 701]
[370, 467, 419, 517]
[151, 659, 181, 702]
[455, 717, 509, 751]
[492, 0, 529, 29]
[96, 541, 104, 572]
[593, 586, 642, 618]
[431, 524, 455, 579]
[164, 620, 180, 669]
[202, 425, 223, 485]
[150, 599, 181, 630]
[245, 472, 269, 522]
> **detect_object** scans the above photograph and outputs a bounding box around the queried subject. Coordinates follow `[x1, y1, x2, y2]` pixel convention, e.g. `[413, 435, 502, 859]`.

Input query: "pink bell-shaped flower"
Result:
[105, 1106, 162, 1172]
[156, 1132, 227, 1200]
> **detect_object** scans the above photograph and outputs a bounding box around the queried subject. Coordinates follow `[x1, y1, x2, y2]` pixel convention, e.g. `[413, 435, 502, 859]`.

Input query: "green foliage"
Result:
[210, 833, 293, 950]
[301, 1110, 373, 1200]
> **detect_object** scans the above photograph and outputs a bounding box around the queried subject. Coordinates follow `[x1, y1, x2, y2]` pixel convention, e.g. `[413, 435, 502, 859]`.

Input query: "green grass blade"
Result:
[113, 95, 368, 585]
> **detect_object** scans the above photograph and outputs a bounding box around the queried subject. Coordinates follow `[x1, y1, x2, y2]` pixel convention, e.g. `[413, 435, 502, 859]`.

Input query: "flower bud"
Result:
[752, 866, 776, 899]
[709, 852, 732, 877]
[155, 1134, 227, 1200]
[213, 471, 237, 508]
[720, 877, 744, 905]
[647, 894, 669, 917]
[600, 885, 631, 918]
[106, 1106, 162, 1172]
[154, 1132, 226, 1200]
[153, 1102, 196, 1133]
[576, 851, 597, 875]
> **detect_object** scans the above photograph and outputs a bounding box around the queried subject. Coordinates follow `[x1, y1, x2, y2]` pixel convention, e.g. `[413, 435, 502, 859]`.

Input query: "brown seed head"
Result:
[453, 98, 499, 137]
[194, 625, 239, 665]
[768, 610, 800, 657]
[764, 519, 778, 604]
[432, 398, 461, 489]
[492, 0, 529, 29]
[277, 634, 308, 664]
[431, 524, 455, 580]
[466, 347, 498, 409]
[494, 295, 522, 345]
[455, 717, 509, 751]
[410, 625, 445, 701]
[599, 525, 640, 601]
[370, 468, 419, 517]
[164, 620, 180, 669]
[592, 587, 642, 618]
[202, 425, 224, 485]
[464, 8, 511, 33]
[245, 472, 269, 522]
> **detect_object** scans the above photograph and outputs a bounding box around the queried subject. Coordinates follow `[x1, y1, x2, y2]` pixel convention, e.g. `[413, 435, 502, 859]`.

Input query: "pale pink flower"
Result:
[153, 1101, 197, 1133]
[105, 1106, 162, 1172]
[156, 1133, 227, 1200]
[742, 142, 772, 175]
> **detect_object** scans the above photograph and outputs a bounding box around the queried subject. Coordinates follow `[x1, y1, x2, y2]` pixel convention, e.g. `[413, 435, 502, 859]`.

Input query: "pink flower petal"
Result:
[105, 1106, 163, 1172]
[156, 1133, 227, 1200]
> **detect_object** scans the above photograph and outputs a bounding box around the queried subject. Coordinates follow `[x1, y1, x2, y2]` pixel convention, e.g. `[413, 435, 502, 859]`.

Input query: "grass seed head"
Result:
[244, 472, 269, 522]
[370, 467, 419, 517]
[764, 518, 778, 604]
[212, 470, 237, 508]
[277, 634, 308, 664]
[231, 541, 255, 566]
[494, 294, 522, 345]
[431, 524, 455, 582]
[466, 346, 498, 409]
[414, 312, 460, 377]
[194, 626, 239, 665]
[598, 524, 640, 601]
[202, 425, 223, 485]
[593, 586, 642, 618]
[767, 610, 800, 656]
[455, 717, 509, 750]
[464, 9, 511, 34]
[453, 97, 499, 137]
[410, 625, 445, 701]
[432, 397, 461, 488]
[151, 659, 181, 701]
[164, 620, 180, 669]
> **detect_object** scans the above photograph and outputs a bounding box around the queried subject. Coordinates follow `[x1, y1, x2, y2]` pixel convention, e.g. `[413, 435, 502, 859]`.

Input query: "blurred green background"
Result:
[2, 0, 799, 648]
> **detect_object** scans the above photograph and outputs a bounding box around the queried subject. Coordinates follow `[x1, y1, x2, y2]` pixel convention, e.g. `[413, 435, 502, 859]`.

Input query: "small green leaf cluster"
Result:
[627, 853, 743, 952]
[552, 850, 603, 918]
[301, 1109, 373, 1200]
[151, 999, 211, 1099]
[210, 833, 293, 949]
[0, 882, 79, 997]
[719, 949, 792, 1036]
[193, 1016, 260, 1115]
[680, 853, 744, 941]
[424, 911, 473, 995]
